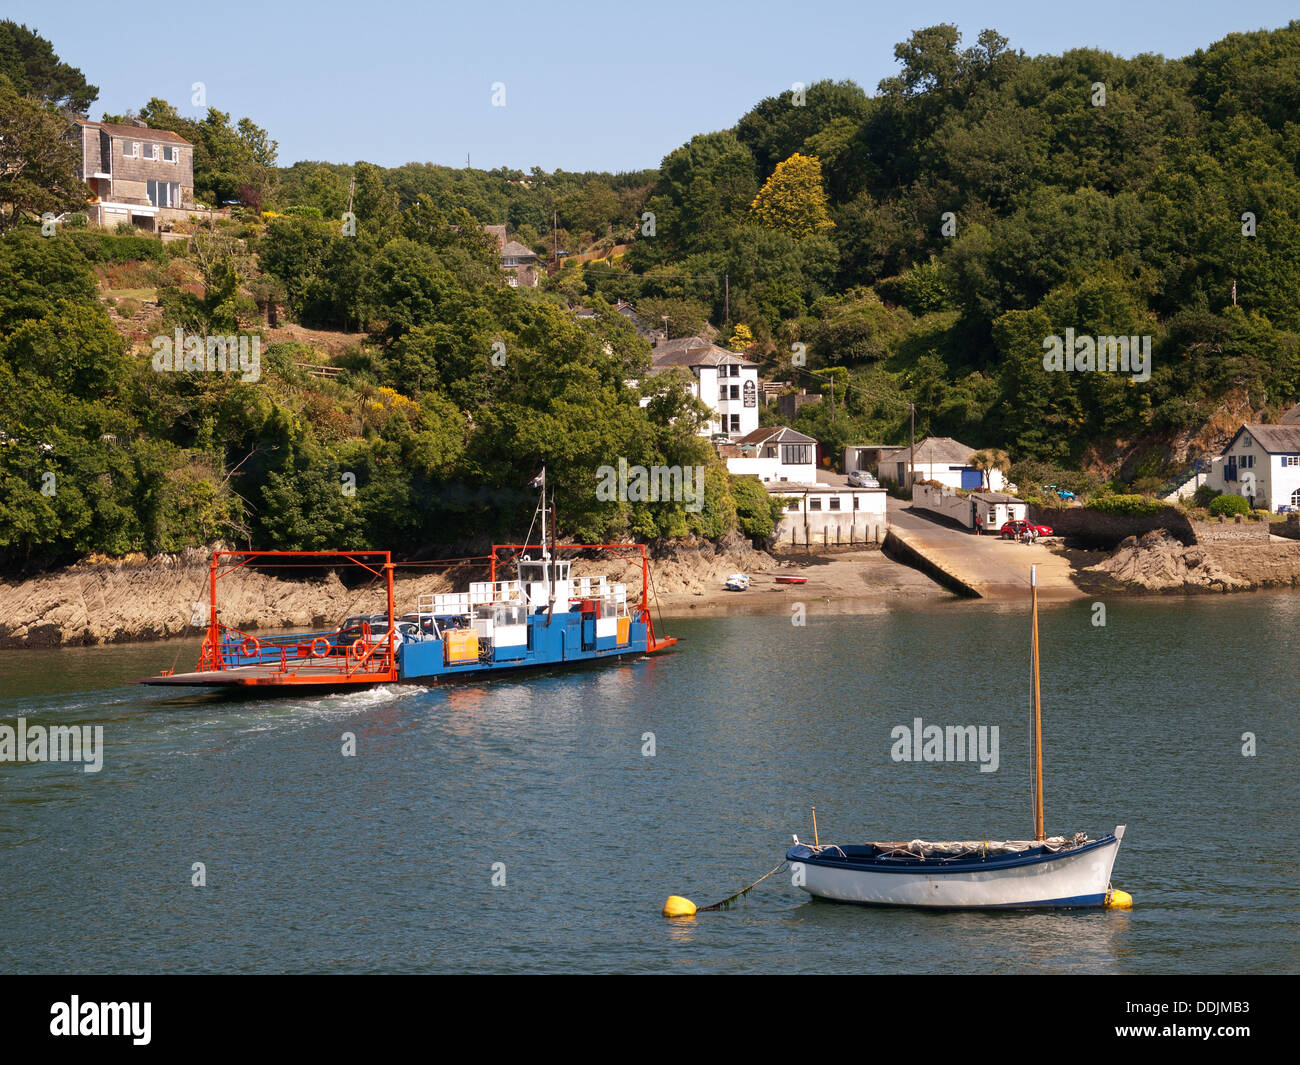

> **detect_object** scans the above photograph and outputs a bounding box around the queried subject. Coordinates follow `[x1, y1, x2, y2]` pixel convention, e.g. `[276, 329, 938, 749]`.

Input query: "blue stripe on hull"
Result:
[398, 610, 648, 682]
[810, 892, 1108, 910]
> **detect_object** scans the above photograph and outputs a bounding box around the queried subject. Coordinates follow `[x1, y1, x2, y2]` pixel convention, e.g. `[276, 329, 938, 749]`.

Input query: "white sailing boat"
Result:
[787, 565, 1130, 909]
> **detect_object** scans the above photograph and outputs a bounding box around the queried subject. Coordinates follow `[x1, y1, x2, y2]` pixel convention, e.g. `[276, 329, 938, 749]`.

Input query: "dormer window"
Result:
[123, 141, 139, 158]
[143, 144, 157, 160]
[162, 145, 177, 162]
[1242, 434, 1252, 447]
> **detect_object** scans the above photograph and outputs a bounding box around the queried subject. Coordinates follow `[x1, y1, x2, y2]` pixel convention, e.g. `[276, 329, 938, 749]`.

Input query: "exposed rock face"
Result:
[1088, 531, 1251, 591]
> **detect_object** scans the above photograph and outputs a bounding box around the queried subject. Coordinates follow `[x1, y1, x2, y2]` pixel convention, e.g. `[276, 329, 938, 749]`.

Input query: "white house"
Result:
[1204, 424, 1300, 511]
[874, 437, 1005, 492]
[912, 484, 1026, 531]
[768, 483, 887, 545]
[723, 426, 818, 483]
[644, 337, 760, 439]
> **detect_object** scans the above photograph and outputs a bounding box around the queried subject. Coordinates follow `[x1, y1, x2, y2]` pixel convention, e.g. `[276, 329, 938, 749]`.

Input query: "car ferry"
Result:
[140, 479, 676, 692]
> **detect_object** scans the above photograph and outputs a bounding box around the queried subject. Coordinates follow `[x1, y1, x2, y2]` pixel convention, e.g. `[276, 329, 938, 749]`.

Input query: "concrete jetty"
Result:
[884, 499, 1084, 600]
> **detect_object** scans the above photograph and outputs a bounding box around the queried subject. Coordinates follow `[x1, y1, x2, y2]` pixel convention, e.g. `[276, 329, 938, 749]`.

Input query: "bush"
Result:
[1085, 494, 1167, 516]
[731, 475, 781, 541]
[66, 230, 168, 264]
[1192, 484, 1222, 508]
[1208, 493, 1251, 517]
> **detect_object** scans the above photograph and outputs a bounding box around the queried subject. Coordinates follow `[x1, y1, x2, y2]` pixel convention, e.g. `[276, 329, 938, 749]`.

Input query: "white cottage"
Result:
[873, 437, 1004, 492]
[1205, 424, 1300, 512]
[724, 426, 818, 483]
[643, 337, 760, 439]
[768, 483, 887, 545]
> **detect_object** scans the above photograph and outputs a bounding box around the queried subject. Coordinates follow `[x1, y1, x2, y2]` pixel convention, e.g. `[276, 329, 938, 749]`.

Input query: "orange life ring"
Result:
[310, 637, 330, 658]
[351, 637, 367, 657]
[240, 637, 260, 657]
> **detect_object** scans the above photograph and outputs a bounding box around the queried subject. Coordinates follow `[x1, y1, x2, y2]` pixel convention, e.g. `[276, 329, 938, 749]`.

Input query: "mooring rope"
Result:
[697, 861, 789, 912]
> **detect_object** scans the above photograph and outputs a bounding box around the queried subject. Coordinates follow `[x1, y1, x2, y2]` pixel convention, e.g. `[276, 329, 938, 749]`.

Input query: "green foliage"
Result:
[1208, 492, 1251, 517]
[731, 475, 783, 541]
[1086, 494, 1168, 516]
[1192, 484, 1222, 508]
[0, 21, 98, 111]
[0, 73, 88, 233]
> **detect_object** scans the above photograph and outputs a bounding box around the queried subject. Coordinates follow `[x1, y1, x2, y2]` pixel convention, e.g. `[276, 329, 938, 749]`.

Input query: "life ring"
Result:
[309, 637, 330, 658]
[240, 637, 260, 657]
[351, 637, 367, 657]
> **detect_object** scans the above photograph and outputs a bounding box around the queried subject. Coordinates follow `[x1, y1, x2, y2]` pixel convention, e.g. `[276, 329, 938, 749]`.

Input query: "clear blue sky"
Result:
[8, 1, 1297, 173]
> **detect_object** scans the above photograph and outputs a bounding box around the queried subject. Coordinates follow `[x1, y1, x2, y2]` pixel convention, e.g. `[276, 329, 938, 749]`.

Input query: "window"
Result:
[853, 496, 860, 510]
[729, 414, 740, 432]
[123, 141, 138, 158]
[781, 444, 811, 466]
[828, 497, 841, 510]
[1286, 456, 1300, 467]
[729, 385, 739, 400]
[787, 500, 799, 511]
[162, 145, 177, 162]
[809, 498, 821, 510]
[146, 180, 182, 208]
[729, 364, 739, 377]
[1240, 454, 1255, 469]
[1293, 488, 1300, 506]
[143, 144, 157, 160]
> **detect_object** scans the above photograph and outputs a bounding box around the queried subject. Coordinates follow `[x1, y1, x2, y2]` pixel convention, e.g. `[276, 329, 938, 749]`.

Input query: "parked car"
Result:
[1000, 519, 1054, 540]
[847, 470, 879, 487]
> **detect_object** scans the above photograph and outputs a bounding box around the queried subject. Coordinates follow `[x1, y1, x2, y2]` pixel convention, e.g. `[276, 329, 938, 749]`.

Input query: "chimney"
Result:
[133, 119, 148, 128]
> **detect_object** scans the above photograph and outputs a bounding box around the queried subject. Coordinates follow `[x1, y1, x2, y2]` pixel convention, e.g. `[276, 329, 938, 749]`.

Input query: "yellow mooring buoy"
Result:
[662, 895, 698, 918]
[1105, 888, 1133, 909]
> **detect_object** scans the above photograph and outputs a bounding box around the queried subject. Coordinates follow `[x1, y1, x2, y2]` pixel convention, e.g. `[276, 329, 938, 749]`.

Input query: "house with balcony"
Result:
[644, 337, 760, 439]
[721, 426, 818, 483]
[73, 119, 195, 230]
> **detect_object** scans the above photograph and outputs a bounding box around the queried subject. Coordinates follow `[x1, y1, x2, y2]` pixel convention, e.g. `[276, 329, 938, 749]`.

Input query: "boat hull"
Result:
[787, 834, 1122, 909]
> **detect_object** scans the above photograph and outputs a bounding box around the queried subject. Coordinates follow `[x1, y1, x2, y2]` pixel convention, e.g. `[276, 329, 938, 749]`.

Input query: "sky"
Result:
[7, 1, 1298, 174]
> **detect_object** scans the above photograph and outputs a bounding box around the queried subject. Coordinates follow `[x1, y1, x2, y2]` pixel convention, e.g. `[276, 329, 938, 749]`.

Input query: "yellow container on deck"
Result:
[616, 617, 630, 645]
[444, 629, 479, 665]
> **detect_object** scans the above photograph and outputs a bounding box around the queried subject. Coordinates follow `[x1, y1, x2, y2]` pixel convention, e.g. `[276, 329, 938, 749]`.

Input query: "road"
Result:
[885, 498, 1084, 600]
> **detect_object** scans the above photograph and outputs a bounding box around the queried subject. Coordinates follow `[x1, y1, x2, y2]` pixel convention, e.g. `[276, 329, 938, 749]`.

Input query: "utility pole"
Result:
[909, 402, 915, 492]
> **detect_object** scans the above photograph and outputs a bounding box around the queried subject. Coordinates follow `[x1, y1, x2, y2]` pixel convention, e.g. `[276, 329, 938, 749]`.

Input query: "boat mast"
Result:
[1031, 564, 1044, 841]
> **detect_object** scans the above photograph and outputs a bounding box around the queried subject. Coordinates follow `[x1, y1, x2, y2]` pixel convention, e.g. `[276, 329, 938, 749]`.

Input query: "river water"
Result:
[0, 593, 1296, 974]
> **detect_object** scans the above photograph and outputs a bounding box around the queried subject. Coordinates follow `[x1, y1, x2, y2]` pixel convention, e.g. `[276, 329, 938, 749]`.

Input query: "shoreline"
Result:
[4, 535, 1300, 650]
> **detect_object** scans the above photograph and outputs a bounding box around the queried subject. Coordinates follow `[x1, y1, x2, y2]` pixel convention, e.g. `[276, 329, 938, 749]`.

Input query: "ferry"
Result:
[140, 476, 676, 692]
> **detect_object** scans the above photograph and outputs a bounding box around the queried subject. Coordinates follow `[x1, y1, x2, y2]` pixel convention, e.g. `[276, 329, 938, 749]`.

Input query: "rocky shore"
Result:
[0, 536, 942, 649]
[1078, 529, 1300, 593]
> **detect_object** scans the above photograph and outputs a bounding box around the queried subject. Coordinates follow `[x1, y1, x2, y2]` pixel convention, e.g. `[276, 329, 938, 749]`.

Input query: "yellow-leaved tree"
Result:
[728, 324, 755, 351]
[748, 153, 835, 239]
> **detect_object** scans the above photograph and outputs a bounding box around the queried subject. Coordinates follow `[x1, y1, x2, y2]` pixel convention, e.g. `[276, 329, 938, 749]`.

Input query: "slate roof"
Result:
[75, 119, 191, 145]
[650, 336, 757, 370]
[1229, 424, 1300, 453]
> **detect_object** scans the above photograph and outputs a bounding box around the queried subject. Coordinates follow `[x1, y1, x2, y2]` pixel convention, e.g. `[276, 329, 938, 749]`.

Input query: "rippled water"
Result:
[0, 593, 1297, 973]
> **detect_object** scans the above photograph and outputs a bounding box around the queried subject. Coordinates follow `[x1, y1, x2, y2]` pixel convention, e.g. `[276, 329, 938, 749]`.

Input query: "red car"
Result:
[1000, 519, 1053, 540]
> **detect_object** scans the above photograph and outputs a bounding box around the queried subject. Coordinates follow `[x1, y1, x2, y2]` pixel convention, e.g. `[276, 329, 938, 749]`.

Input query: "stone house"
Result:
[72, 119, 197, 230]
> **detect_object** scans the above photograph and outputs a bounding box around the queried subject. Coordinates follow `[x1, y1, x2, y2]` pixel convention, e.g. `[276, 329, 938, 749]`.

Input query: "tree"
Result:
[0, 21, 97, 113]
[968, 448, 1010, 490]
[748, 153, 835, 239]
[0, 74, 88, 232]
